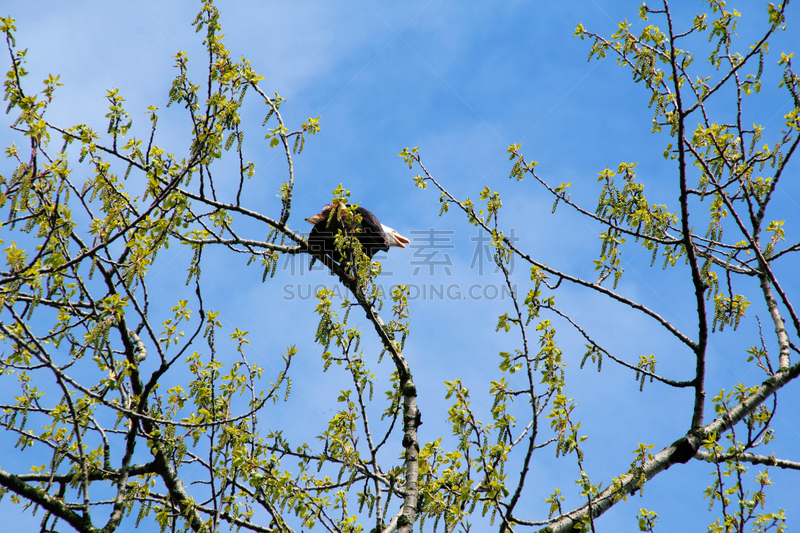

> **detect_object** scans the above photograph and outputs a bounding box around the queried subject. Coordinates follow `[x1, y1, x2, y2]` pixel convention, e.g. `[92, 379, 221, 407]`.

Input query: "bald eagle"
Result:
[306, 203, 409, 265]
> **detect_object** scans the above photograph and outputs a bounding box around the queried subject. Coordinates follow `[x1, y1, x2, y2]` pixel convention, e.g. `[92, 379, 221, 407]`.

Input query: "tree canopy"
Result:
[1, 1, 799, 532]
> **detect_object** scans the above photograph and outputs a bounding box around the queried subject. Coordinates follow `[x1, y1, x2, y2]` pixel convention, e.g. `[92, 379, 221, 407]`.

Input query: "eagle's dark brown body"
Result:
[306, 203, 409, 262]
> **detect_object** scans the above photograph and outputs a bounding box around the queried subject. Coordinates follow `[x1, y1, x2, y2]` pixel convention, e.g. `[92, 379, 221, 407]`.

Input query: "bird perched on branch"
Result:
[306, 203, 409, 266]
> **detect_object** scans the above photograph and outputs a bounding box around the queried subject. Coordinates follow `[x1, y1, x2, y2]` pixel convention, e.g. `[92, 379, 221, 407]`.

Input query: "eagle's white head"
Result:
[381, 224, 410, 248]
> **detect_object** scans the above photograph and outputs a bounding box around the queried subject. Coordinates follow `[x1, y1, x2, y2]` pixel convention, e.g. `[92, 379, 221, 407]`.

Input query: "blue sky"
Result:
[2, 0, 800, 531]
